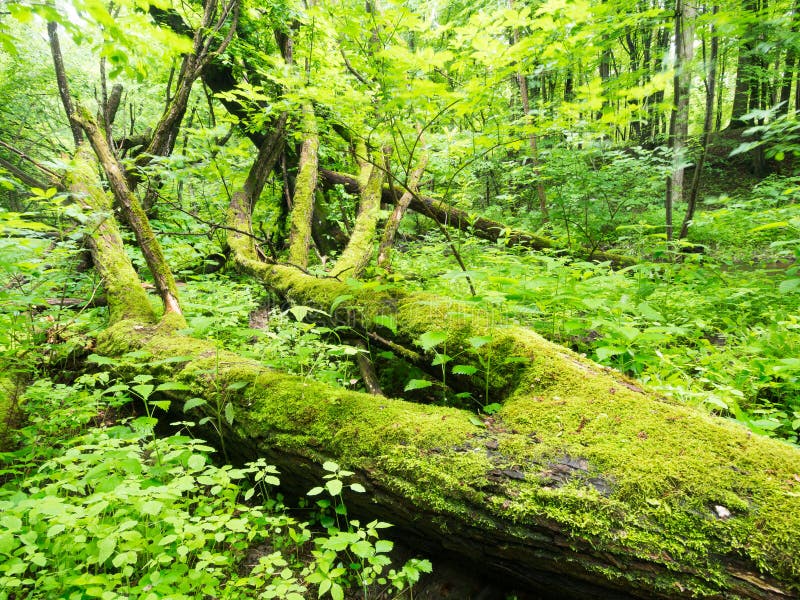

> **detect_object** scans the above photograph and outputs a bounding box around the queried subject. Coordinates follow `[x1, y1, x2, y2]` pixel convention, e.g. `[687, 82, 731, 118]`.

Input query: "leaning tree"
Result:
[1, 0, 799, 598]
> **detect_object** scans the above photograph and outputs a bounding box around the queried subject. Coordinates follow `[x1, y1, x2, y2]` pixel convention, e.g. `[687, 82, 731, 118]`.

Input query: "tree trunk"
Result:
[729, 0, 759, 128]
[666, 0, 695, 242]
[287, 105, 319, 268]
[328, 148, 388, 279]
[377, 151, 427, 269]
[510, 0, 548, 218]
[680, 5, 717, 240]
[46, 22, 83, 148]
[72, 106, 184, 322]
[72, 154, 800, 600]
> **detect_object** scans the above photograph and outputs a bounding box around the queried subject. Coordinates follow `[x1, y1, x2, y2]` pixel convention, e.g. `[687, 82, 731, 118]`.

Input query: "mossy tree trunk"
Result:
[73, 108, 184, 322]
[60, 120, 800, 600]
[377, 151, 427, 270]
[287, 105, 319, 269]
[328, 148, 389, 279]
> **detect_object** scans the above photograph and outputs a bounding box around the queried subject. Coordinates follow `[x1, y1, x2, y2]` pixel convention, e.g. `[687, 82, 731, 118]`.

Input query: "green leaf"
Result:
[183, 397, 207, 411]
[452, 364, 478, 376]
[749, 221, 789, 233]
[151, 400, 171, 412]
[350, 540, 374, 558]
[331, 583, 344, 600]
[375, 539, 393, 554]
[188, 454, 206, 470]
[322, 461, 339, 472]
[307, 486, 324, 496]
[227, 380, 249, 391]
[131, 384, 154, 399]
[468, 415, 486, 428]
[141, 500, 163, 516]
[330, 294, 354, 313]
[373, 314, 397, 334]
[596, 346, 624, 361]
[404, 379, 432, 391]
[467, 335, 492, 348]
[416, 330, 447, 350]
[779, 279, 800, 294]
[224, 402, 235, 425]
[0, 531, 18, 554]
[289, 305, 309, 322]
[0, 515, 22, 532]
[156, 381, 190, 392]
[87, 354, 117, 366]
[326, 479, 343, 496]
[349, 483, 366, 493]
[97, 536, 117, 564]
[46, 524, 66, 538]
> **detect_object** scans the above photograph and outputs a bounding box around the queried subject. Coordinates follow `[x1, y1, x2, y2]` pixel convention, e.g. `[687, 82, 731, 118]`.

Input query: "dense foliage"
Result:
[1, 0, 800, 596]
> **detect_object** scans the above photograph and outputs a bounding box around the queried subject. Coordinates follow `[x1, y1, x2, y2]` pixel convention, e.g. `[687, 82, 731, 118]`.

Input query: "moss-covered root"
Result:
[287, 105, 319, 269]
[72, 106, 184, 325]
[329, 148, 388, 279]
[66, 146, 156, 325]
[95, 318, 800, 599]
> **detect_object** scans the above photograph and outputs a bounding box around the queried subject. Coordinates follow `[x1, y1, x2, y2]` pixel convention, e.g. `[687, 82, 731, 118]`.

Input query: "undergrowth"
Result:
[0, 377, 430, 600]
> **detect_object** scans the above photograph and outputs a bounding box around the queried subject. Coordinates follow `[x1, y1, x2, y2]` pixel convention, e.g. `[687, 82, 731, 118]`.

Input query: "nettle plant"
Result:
[0, 377, 431, 599]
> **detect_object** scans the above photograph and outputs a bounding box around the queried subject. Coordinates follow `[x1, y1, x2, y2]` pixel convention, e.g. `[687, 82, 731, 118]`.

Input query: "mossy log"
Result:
[320, 169, 636, 268]
[96, 295, 800, 600]
[83, 146, 800, 599]
[206, 191, 800, 598]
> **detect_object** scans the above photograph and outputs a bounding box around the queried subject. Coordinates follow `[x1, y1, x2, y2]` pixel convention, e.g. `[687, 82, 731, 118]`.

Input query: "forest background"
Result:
[1, 0, 800, 598]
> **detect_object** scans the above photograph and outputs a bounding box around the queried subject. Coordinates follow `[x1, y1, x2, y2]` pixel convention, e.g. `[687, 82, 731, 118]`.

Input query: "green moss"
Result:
[91, 312, 800, 595]
[329, 151, 385, 279]
[210, 221, 800, 594]
[66, 147, 156, 325]
[287, 106, 319, 269]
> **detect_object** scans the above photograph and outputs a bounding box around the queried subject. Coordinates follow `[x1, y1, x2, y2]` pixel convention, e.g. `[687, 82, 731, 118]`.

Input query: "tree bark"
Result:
[680, 6, 717, 240]
[509, 0, 548, 218]
[47, 22, 83, 148]
[666, 0, 695, 242]
[72, 154, 800, 600]
[729, 0, 759, 128]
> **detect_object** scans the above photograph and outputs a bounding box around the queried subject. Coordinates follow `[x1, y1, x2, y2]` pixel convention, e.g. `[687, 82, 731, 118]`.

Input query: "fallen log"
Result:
[73, 142, 800, 600]
[320, 169, 636, 268]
